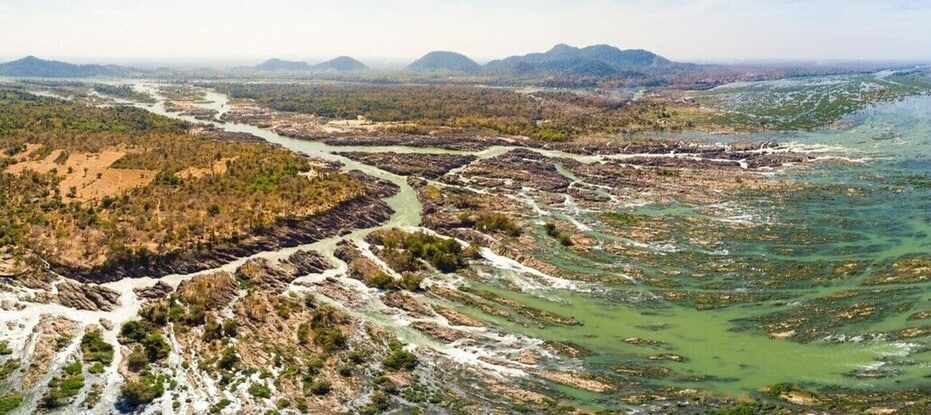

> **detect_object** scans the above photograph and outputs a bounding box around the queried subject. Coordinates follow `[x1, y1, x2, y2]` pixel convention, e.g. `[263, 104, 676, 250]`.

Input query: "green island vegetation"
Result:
[116, 313, 174, 407]
[211, 82, 717, 139]
[92, 83, 157, 103]
[0, 89, 365, 272]
[369, 228, 478, 273]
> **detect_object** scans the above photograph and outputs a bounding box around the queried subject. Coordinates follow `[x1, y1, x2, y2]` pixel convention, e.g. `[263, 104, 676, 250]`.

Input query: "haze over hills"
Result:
[253, 58, 311, 71]
[406, 51, 482, 73]
[0, 56, 124, 78]
[252, 56, 368, 72]
[1, 44, 907, 85]
[486, 44, 676, 76]
[313, 56, 368, 71]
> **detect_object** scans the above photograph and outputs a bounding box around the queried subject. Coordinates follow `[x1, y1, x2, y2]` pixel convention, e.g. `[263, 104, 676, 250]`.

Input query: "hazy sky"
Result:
[2, 0, 930, 66]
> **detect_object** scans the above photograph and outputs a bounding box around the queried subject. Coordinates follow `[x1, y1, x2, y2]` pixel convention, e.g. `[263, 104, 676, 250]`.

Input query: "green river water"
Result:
[461, 95, 931, 405]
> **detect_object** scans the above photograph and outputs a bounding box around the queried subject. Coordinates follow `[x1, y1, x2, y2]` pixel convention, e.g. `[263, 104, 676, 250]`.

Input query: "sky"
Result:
[1, 0, 930, 66]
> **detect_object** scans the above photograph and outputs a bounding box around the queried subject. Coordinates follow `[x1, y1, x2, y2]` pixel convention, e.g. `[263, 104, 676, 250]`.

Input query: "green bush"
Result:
[368, 272, 398, 290]
[119, 320, 149, 344]
[119, 375, 164, 409]
[88, 362, 105, 374]
[378, 230, 467, 273]
[41, 362, 84, 409]
[309, 380, 332, 395]
[248, 382, 271, 399]
[126, 346, 149, 372]
[222, 319, 238, 337]
[216, 346, 239, 371]
[712, 402, 761, 415]
[474, 212, 521, 236]
[313, 327, 346, 353]
[401, 274, 424, 291]
[143, 333, 171, 362]
[543, 222, 573, 246]
[383, 341, 417, 371]
[81, 329, 114, 365]
[0, 360, 20, 383]
[203, 319, 223, 342]
[0, 392, 23, 415]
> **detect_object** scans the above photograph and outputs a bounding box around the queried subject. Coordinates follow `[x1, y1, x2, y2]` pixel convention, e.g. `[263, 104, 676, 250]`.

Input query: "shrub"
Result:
[41, 362, 84, 409]
[143, 333, 170, 362]
[401, 274, 424, 291]
[0, 392, 23, 415]
[88, 362, 105, 374]
[248, 382, 271, 399]
[297, 322, 311, 345]
[119, 321, 149, 344]
[203, 319, 223, 342]
[313, 327, 346, 353]
[222, 319, 238, 337]
[368, 272, 398, 290]
[474, 212, 521, 236]
[81, 329, 114, 365]
[209, 398, 232, 414]
[126, 347, 149, 372]
[140, 302, 170, 326]
[309, 379, 332, 395]
[216, 346, 239, 371]
[383, 341, 417, 371]
[119, 375, 164, 409]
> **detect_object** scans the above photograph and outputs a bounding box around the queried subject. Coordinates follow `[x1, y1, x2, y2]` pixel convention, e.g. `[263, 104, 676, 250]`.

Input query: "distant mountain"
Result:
[485, 44, 673, 76]
[0, 56, 120, 78]
[254, 58, 311, 71]
[312, 56, 367, 71]
[406, 51, 482, 73]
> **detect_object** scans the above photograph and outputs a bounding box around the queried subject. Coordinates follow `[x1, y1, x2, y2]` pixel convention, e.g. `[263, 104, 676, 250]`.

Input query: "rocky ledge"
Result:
[338, 152, 476, 179]
[319, 133, 515, 151]
[34, 281, 121, 311]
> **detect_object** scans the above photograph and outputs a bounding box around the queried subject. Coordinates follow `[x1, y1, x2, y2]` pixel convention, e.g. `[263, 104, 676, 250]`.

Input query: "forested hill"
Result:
[406, 51, 482, 73]
[0, 56, 122, 78]
[485, 44, 675, 76]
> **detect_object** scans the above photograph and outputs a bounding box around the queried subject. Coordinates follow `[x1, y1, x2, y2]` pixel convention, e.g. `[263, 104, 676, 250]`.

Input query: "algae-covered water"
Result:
[461, 95, 931, 402]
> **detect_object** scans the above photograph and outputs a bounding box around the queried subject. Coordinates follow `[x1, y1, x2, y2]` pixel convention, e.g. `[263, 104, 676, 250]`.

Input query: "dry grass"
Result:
[5, 146, 157, 202]
[4, 149, 65, 175]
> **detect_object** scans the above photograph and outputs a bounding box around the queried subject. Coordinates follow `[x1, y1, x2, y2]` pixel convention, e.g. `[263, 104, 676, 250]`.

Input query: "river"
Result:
[2, 80, 928, 413]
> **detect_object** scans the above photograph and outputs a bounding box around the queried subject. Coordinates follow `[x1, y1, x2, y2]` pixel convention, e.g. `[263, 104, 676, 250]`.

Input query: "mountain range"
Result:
[0, 44, 675, 78]
[486, 44, 673, 76]
[253, 56, 368, 72]
[0, 56, 123, 78]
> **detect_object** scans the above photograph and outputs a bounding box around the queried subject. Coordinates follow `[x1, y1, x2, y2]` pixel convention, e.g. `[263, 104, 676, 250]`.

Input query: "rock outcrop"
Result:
[284, 249, 333, 276]
[134, 281, 174, 301]
[51, 281, 121, 311]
